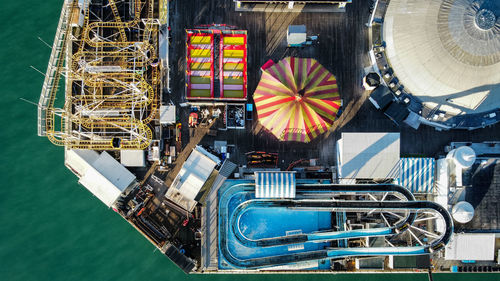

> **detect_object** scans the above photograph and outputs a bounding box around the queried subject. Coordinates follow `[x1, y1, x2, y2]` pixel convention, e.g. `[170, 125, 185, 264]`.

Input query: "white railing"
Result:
[37, 1, 73, 136]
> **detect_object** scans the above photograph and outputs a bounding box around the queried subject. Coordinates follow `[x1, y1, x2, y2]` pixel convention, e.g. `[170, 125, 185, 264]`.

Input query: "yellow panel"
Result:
[223, 49, 244, 58]
[190, 48, 211, 58]
[223, 36, 244, 45]
[190, 76, 211, 84]
[223, 63, 244, 71]
[191, 62, 212, 70]
[190, 36, 211, 44]
[223, 77, 244, 85]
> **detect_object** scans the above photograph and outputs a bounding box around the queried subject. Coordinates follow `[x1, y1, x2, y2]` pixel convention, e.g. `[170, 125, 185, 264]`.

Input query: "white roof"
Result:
[120, 150, 146, 167]
[384, 0, 500, 116]
[65, 149, 99, 176]
[92, 152, 136, 191]
[160, 105, 176, 124]
[66, 150, 136, 207]
[445, 233, 496, 261]
[165, 146, 219, 211]
[337, 132, 400, 179]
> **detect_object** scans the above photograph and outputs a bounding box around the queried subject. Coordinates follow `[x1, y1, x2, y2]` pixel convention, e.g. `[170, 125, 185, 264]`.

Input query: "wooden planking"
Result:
[169, 0, 500, 167]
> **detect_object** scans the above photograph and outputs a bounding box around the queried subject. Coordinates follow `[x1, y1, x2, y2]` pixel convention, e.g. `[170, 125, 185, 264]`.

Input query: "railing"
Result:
[37, 0, 73, 137]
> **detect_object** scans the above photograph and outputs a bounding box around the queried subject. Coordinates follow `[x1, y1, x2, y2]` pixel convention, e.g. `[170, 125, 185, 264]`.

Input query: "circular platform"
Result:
[384, 0, 500, 116]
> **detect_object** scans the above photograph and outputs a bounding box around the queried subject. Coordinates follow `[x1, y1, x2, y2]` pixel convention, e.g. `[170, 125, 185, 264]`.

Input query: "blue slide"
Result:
[219, 183, 453, 269]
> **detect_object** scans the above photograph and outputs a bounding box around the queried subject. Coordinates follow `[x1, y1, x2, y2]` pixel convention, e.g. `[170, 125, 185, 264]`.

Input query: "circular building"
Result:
[383, 0, 500, 118]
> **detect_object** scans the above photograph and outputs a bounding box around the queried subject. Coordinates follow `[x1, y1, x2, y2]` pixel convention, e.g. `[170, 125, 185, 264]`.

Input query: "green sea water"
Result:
[0, 1, 496, 280]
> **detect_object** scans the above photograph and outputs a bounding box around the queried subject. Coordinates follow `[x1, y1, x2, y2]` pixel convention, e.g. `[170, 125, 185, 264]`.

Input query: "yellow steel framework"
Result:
[43, 0, 159, 150]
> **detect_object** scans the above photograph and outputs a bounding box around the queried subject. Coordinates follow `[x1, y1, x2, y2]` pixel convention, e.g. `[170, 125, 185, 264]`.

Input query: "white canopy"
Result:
[160, 105, 176, 125]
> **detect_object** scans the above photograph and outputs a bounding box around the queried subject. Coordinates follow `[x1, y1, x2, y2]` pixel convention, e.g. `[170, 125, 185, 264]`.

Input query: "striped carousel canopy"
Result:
[254, 57, 340, 142]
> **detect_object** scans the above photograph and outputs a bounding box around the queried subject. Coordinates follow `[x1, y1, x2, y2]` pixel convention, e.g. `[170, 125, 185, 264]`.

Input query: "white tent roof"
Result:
[66, 150, 136, 207]
[337, 132, 400, 179]
[166, 146, 220, 211]
[445, 233, 496, 261]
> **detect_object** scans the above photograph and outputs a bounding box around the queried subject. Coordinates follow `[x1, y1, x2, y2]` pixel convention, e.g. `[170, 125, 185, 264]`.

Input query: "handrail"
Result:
[38, 0, 74, 137]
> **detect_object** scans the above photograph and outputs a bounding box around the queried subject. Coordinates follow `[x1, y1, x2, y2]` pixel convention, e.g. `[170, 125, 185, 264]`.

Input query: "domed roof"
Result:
[449, 146, 477, 168]
[452, 201, 475, 224]
[384, 0, 500, 117]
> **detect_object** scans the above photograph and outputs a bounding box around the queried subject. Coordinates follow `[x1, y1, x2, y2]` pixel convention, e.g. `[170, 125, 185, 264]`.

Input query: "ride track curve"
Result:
[218, 183, 453, 269]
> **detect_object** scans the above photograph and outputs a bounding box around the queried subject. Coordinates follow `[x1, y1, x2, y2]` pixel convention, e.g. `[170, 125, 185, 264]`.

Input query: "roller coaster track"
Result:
[232, 184, 416, 248]
[219, 184, 453, 269]
[71, 44, 155, 72]
[39, 0, 159, 150]
[65, 119, 152, 150]
[74, 74, 155, 106]
[74, 68, 159, 128]
[83, 0, 156, 48]
[108, 0, 127, 42]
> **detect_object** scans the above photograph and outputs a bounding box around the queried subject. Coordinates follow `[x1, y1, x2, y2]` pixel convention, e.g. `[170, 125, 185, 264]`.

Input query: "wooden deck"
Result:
[168, 0, 500, 168]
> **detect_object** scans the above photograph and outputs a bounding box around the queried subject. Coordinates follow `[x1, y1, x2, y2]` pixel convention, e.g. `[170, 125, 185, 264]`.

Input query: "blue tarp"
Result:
[398, 158, 435, 194]
[255, 171, 296, 198]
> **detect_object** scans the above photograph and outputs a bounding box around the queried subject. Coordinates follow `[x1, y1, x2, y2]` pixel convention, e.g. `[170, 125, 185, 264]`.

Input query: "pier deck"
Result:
[168, 0, 500, 168]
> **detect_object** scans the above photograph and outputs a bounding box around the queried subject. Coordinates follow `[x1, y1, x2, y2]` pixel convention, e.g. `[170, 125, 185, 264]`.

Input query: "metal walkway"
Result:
[37, 0, 73, 137]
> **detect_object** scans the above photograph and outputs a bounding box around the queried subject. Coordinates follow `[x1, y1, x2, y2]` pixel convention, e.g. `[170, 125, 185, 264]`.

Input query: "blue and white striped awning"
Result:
[255, 171, 296, 198]
[398, 158, 435, 194]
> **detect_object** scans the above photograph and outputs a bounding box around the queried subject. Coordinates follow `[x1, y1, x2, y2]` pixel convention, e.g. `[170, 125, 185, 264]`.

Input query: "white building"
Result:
[445, 233, 496, 261]
[337, 132, 400, 181]
[165, 146, 220, 212]
[65, 149, 137, 207]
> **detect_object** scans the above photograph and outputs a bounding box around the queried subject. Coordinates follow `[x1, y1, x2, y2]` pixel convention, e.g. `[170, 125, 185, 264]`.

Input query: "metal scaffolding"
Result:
[38, 0, 159, 150]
